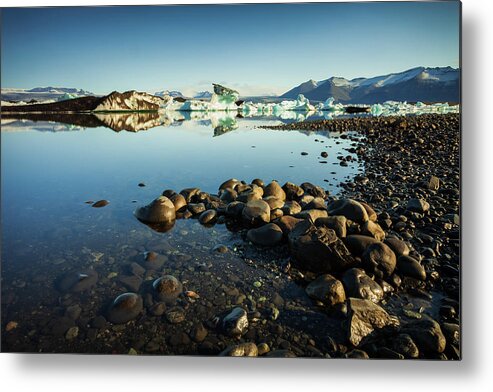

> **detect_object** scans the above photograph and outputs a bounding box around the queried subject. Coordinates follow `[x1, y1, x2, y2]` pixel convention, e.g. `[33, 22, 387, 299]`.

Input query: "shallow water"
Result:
[1, 115, 364, 354]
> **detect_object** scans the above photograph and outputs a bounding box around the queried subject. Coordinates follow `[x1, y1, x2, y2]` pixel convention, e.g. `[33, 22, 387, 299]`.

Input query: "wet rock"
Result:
[119, 275, 143, 292]
[360, 201, 378, 222]
[327, 199, 369, 224]
[213, 244, 228, 253]
[342, 268, 384, 303]
[306, 274, 346, 306]
[129, 262, 146, 276]
[149, 302, 166, 316]
[214, 307, 249, 338]
[65, 326, 79, 340]
[219, 188, 237, 203]
[282, 182, 304, 200]
[288, 220, 355, 273]
[92, 200, 109, 208]
[384, 237, 410, 257]
[315, 216, 347, 238]
[407, 198, 430, 213]
[65, 305, 82, 320]
[190, 322, 208, 343]
[56, 269, 98, 292]
[361, 221, 385, 241]
[347, 298, 399, 346]
[152, 275, 183, 303]
[275, 215, 303, 235]
[140, 251, 167, 270]
[270, 208, 283, 221]
[304, 197, 327, 210]
[397, 255, 427, 280]
[251, 178, 264, 187]
[301, 182, 326, 199]
[344, 235, 380, 256]
[219, 342, 258, 357]
[402, 318, 446, 354]
[345, 349, 369, 359]
[362, 242, 397, 279]
[219, 178, 240, 191]
[134, 196, 176, 224]
[247, 223, 283, 246]
[263, 181, 286, 201]
[199, 209, 217, 225]
[242, 199, 271, 226]
[107, 293, 143, 324]
[257, 343, 270, 356]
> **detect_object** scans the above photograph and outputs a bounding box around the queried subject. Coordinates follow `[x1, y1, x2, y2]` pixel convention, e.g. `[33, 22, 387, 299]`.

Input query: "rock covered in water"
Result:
[152, 275, 183, 303]
[288, 220, 355, 273]
[107, 292, 143, 324]
[247, 223, 283, 246]
[347, 298, 399, 346]
[134, 196, 176, 224]
[305, 274, 346, 306]
[139, 251, 167, 270]
[56, 269, 98, 292]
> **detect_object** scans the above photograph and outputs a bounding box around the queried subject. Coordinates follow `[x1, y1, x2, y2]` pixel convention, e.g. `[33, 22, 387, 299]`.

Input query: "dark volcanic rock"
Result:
[288, 220, 355, 273]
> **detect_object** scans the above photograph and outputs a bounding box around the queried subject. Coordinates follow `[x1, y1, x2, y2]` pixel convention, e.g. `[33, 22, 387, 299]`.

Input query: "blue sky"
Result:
[1, 2, 460, 96]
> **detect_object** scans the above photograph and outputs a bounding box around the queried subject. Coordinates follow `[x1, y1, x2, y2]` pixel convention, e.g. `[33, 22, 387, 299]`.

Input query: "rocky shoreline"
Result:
[1, 113, 460, 359]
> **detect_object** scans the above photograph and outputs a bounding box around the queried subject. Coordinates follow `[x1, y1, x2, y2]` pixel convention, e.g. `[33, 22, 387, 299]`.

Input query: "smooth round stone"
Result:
[188, 203, 206, 215]
[107, 293, 143, 324]
[270, 208, 284, 221]
[180, 187, 201, 203]
[219, 188, 237, 203]
[57, 269, 98, 292]
[304, 197, 327, 210]
[384, 237, 410, 257]
[168, 193, 187, 212]
[242, 199, 271, 226]
[360, 201, 378, 222]
[397, 255, 427, 280]
[199, 209, 217, 225]
[247, 223, 283, 246]
[251, 178, 264, 187]
[275, 215, 304, 235]
[362, 242, 397, 278]
[219, 342, 258, 357]
[213, 244, 228, 253]
[282, 200, 302, 215]
[263, 181, 286, 201]
[327, 199, 369, 224]
[134, 196, 176, 224]
[263, 196, 284, 210]
[161, 189, 176, 198]
[152, 275, 183, 303]
[306, 274, 346, 306]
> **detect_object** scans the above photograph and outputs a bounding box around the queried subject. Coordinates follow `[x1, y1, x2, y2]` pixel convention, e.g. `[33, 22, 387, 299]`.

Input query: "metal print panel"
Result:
[0, 1, 461, 359]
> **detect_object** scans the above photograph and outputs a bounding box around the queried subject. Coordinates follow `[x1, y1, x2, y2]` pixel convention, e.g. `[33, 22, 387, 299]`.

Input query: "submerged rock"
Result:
[92, 200, 109, 208]
[56, 269, 98, 292]
[134, 196, 176, 224]
[107, 292, 143, 324]
[152, 275, 182, 304]
[139, 251, 167, 270]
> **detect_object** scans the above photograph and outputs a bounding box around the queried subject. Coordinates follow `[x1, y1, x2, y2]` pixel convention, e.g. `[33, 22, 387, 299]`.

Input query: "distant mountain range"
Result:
[1, 86, 94, 103]
[155, 90, 183, 98]
[281, 66, 460, 103]
[194, 91, 213, 99]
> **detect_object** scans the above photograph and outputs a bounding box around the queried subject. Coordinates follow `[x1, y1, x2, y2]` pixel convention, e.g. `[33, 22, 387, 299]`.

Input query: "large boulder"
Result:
[288, 220, 356, 273]
[315, 216, 347, 238]
[397, 255, 427, 280]
[361, 221, 385, 241]
[282, 182, 304, 200]
[384, 237, 410, 257]
[263, 181, 286, 201]
[327, 199, 369, 224]
[347, 298, 399, 346]
[275, 215, 304, 235]
[402, 318, 446, 354]
[345, 235, 380, 257]
[306, 274, 346, 306]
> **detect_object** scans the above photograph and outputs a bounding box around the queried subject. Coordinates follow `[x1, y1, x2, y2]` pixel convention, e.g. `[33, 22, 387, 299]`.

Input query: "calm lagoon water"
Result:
[1, 115, 364, 353]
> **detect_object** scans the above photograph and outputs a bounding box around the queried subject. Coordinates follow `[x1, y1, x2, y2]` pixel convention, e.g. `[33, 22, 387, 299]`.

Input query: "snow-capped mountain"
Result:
[1, 86, 94, 104]
[282, 66, 459, 103]
[194, 91, 213, 99]
[154, 90, 183, 98]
